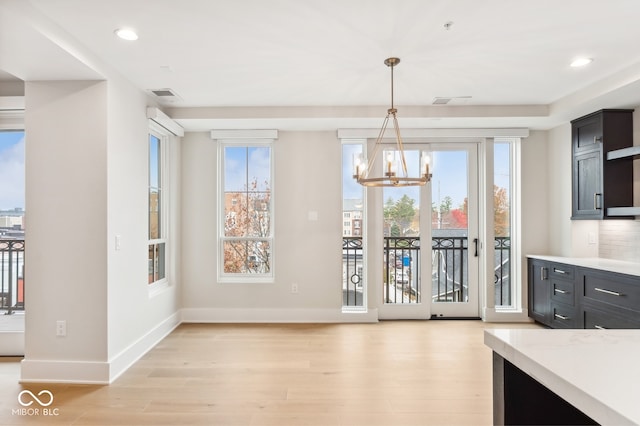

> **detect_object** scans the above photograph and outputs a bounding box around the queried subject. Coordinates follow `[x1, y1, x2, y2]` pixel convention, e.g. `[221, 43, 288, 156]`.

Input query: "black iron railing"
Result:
[342, 236, 512, 307]
[432, 236, 468, 302]
[342, 237, 364, 306]
[384, 237, 421, 303]
[494, 236, 511, 306]
[0, 239, 25, 314]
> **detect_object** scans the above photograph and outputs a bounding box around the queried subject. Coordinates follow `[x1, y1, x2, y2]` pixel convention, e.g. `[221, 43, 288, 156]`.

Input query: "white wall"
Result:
[21, 76, 181, 383]
[181, 131, 367, 322]
[23, 80, 109, 381]
[105, 78, 181, 381]
[546, 123, 574, 256]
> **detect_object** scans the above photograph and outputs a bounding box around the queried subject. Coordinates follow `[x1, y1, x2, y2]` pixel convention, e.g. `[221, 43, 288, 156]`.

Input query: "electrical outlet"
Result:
[291, 283, 299, 294]
[56, 320, 67, 337]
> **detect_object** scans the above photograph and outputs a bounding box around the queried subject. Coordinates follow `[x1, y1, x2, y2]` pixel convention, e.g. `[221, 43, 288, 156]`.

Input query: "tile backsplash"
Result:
[599, 220, 640, 261]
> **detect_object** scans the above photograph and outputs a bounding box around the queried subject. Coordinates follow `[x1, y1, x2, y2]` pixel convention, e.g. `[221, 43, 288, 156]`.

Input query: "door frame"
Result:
[375, 142, 481, 319]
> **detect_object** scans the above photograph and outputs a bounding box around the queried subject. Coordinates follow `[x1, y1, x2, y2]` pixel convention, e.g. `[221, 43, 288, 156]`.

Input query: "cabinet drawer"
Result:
[550, 278, 575, 306]
[582, 271, 640, 312]
[550, 302, 578, 328]
[583, 305, 640, 329]
[549, 263, 574, 280]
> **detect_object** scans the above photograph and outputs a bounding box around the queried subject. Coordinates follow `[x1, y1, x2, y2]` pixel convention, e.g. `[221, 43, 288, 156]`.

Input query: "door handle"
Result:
[594, 193, 602, 210]
[473, 238, 478, 257]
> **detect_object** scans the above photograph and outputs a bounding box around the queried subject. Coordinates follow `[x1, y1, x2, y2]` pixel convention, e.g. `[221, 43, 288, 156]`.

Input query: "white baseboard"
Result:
[108, 311, 181, 383]
[21, 359, 110, 384]
[181, 307, 379, 323]
[20, 312, 181, 384]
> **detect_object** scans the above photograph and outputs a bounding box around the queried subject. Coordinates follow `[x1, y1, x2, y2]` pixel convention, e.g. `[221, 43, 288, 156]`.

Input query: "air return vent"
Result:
[151, 88, 178, 97]
[432, 97, 452, 105]
[432, 96, 472, 105]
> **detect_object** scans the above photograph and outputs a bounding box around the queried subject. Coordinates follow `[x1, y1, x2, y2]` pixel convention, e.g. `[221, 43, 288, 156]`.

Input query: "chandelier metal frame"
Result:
[353, 57, 432, 187]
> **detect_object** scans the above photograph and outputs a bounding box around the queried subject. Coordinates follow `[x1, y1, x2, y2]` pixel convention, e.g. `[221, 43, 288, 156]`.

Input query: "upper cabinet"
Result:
[571, 109, 634, 220]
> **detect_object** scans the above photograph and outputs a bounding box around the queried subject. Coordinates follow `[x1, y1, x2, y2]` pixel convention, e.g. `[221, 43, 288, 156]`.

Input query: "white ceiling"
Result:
[3, 0, 640, 131]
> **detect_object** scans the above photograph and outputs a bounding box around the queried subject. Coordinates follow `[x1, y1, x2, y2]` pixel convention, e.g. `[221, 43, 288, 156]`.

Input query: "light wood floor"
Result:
[0, 321, 540, 425]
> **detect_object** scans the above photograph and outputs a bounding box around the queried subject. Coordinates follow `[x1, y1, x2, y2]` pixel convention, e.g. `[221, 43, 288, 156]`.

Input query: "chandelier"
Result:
[353, 57, 432, 187]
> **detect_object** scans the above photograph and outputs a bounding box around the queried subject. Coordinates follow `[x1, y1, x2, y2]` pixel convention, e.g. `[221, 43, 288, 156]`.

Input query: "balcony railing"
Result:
[0, 239, 25, 314]
[342, 237, 364, 307]
[494, 236, 511, 306]
[342, 236, 512, 307]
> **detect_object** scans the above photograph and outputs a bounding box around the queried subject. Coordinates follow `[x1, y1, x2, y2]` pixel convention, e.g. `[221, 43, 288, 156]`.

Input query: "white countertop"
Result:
[527, 254, 640, 277]
[485, 329, 640, 425]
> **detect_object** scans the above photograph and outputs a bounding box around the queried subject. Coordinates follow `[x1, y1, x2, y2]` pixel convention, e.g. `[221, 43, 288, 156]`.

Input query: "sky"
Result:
[0, 130, 25, 210]
[224, 146, 271, 192]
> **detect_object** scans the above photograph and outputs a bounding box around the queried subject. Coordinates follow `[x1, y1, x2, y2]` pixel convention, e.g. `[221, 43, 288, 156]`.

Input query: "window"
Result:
[494, 139, 517, 308]
[219, 142, 273, 281]
[342, 141, 366, 309]
[148, 129, 167, 285]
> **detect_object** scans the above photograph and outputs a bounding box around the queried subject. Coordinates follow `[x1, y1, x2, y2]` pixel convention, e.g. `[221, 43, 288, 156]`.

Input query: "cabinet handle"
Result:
[553, 288, 568, 294]
[540, 267, 548, 280]
[554, 313, 569, 320]
[594, 287, 623, 297]
[594, 325, 607, 330]
[553, 268, 567, 274]
[594, 136, 603, 144]
[593, 193, 602, 210]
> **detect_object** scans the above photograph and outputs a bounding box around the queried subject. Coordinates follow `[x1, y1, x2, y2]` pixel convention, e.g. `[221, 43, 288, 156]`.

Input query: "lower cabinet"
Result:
[527, 258, 640, 329]
[528, 259, 579, 328]
[582, 304, 640, 329]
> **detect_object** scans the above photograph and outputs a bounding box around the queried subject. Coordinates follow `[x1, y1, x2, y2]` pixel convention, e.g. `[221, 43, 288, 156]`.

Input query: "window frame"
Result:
[341, 139, 367, 311]
[493, 137, 521, 311]
[148, 122, 169, 291]
[217, 139, 275, 283]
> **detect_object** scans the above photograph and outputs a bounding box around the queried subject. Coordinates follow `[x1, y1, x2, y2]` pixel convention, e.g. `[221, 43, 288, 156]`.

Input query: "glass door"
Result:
[378, 143, 479, 319]
[429, 145, 479, 318]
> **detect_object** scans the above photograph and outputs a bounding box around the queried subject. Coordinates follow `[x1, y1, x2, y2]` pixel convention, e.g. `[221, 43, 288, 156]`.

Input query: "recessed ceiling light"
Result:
[114, 28, 138, 41]
[570, 57, 593, 68]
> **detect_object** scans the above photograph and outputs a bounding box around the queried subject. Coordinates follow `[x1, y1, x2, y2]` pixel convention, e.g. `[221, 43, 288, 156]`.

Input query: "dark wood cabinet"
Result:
[571, 109, 634, 220]
[528, 259, 549, 323]
[528, 257, 640, 329]
[528, 259, 577, 327]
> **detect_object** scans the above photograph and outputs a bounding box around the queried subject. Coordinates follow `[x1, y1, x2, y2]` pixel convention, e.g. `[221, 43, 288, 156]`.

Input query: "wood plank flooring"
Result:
[0, 320, 540, 425]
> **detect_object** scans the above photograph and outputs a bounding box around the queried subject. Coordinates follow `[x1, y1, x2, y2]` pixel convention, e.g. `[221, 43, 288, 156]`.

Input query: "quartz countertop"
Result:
[485, 328, 640, 425]
[527, 254, 640, 277]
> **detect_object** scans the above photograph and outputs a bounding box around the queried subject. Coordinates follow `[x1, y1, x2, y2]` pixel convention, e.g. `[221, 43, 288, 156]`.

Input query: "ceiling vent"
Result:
[432, 96, 472, 105]
[433, 97, 452, 105]
[148, 88, 182, 104]
[151, 88, 178, 97]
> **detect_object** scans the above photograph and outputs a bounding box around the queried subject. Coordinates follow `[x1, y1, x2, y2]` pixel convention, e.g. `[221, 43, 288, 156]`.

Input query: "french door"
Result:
[379, 143, 479, 319]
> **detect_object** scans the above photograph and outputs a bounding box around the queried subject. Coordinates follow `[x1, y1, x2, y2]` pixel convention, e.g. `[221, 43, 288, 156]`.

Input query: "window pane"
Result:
[247, 195, 270, 237]
[149, 188, 160, 239]
[0, 131, 25, 214]
[223, 240, 271, 273]
[494, 142, 512, 307]
[224, 146, 248, 192]
[156, 243, 166, 281]
[149, 134, 162, 240]
[342, 143, 364, 308]
[148, 243, 166, 284]
[247, 147, 271, 192]
[149, 135, 160, 188]
[224, 192, 248, 237]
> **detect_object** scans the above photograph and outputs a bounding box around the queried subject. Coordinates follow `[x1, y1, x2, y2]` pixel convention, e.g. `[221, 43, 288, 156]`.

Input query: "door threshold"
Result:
[430, 315, 481, 320]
